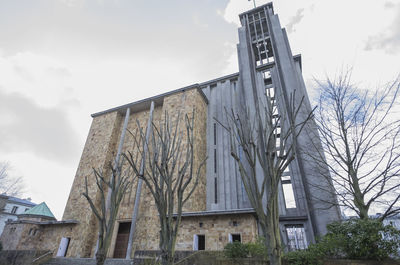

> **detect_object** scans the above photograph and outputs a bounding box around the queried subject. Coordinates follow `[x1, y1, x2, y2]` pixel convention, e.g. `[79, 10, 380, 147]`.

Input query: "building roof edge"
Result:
[238, 2, 274, 18]
[90, 54, 300, 118]
[90, 72, 240, 118]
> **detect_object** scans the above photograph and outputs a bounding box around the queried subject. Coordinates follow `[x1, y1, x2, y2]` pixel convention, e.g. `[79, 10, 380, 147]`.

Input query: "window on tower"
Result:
[246, 10, 274, 66]
[285, 225, 307, 251]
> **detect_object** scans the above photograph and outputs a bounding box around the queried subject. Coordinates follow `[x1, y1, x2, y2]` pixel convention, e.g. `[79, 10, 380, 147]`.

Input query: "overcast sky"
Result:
[1, 0, 399, 219]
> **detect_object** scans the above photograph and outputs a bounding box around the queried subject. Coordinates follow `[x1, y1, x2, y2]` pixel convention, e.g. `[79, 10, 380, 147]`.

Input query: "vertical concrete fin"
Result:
[95, 107, 131, 256]
[125, 101, 155, 259]
[266, 10, 340, 236]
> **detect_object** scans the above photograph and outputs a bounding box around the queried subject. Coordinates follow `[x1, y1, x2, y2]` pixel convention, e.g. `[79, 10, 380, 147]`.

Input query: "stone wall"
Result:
[11, 224, 41, 250]
[176, 214, 258, 251]
[183, 89, 207, 213]
[61, 111, 122, 257]
[108, 105, 164, 256]
[1, 88, 239, 258]
[56, 87, 208, 258]
[0, 221, 76, 256]
[0, 222, 26, 250]
[35, 224, 76, 255]
[108, 88, 208, 256]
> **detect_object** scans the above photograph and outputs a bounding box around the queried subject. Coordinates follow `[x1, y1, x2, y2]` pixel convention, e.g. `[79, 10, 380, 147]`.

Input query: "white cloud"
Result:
[365, 3, 400, 54]
[219, 0, 270, 26]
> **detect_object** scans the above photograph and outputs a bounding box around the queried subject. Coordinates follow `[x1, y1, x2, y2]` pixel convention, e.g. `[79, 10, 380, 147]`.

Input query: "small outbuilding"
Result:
[0, 202, 78, 257]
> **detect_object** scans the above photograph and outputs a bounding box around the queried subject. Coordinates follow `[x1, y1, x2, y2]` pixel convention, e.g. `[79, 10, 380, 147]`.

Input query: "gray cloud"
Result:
[0, 89, 80, 163]
[384, 1, 395, 9]
[14, 65, 35, 82]
[0, 0, 236, 80]
[365, 4, 400, 54]
[46, 67, 72, 79]
[286, 8, 305, 33]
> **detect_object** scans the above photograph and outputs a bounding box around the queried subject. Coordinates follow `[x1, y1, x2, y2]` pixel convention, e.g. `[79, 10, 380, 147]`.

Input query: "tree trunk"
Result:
[259, 218, 271, 260]
[160, 249, 174, 265]
[356, 200, 369, 219]
[95, 248, 106, 265]
[267, 192, 282, 265]
[350, 168, 369, 219]
[160, 228, 175, 265]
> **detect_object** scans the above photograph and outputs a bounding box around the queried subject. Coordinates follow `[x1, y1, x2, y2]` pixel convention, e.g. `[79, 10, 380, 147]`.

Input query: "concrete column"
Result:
[266, 9, 340, 236]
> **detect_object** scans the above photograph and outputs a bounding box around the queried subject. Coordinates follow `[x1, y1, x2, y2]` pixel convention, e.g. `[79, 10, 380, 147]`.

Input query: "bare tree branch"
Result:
[124, 109, 206, 265]
[309, 70, 400, 220]
[82, 156, 133, 265]
[0, 162, 25, 197]
[223, 90, 314, 265]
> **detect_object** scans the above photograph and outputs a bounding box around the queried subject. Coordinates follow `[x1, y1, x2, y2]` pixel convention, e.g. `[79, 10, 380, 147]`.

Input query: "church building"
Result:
[0, 2, 340, 258]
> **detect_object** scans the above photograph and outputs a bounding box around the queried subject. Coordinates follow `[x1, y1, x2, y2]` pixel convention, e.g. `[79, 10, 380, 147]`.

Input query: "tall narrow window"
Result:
[11, 206, 18, 214]
[214, 177, 218, 203]
[214, 149, 217, 173]
[246, 10, 274, 66]
[214, 122, 218, 203]
[213, 123, 217, 145]
[282, 182, 296, 209]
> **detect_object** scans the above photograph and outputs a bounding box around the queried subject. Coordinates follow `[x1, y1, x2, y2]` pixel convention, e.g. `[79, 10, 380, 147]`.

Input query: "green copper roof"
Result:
[23, 202, 55, 219]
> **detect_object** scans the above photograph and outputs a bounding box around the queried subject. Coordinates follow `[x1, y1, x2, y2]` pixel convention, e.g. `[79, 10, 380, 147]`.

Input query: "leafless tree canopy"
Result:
[223, 91, 314, 265]
[312, 71, 400, 219]
[125, 110, 206, 265]
[0, 161, 24, 197]
[82, 157, 133, 265]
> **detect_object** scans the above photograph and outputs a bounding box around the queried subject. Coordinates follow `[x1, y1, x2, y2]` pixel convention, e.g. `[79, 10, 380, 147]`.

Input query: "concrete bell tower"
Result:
[203, 2, 340, 247]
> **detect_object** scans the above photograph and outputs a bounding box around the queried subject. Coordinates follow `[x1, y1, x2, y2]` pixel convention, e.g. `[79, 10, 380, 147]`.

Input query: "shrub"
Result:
[142, 259, 161, 265]
[284, 248, 323, 265]
[224, 238, 270, 260]
[247, 237, 268, 260]
[283, 218, 400, 264]
[324, 218, 400, 260]
[283, 241, 330, 265]
[224, 241, 249, 259]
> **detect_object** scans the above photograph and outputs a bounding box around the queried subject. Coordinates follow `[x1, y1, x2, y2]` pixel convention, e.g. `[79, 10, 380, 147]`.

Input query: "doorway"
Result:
[113, 222, 131, 258]
[193, 234, 205, 251]
[56, 237, 70, 257]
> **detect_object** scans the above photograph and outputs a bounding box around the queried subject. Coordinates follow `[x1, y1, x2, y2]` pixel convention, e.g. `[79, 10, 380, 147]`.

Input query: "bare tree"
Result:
[124, 110, 206, 265]
[82, 157, 133, 265]
[0, 162, 24, 197]
[310, 70, 400, 220]
[223, 92, 314, 265]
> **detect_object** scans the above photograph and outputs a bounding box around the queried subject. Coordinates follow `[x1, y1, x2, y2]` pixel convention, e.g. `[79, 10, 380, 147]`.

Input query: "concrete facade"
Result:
[202, 3, 340, 245]
[1, 2, 340, 258]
